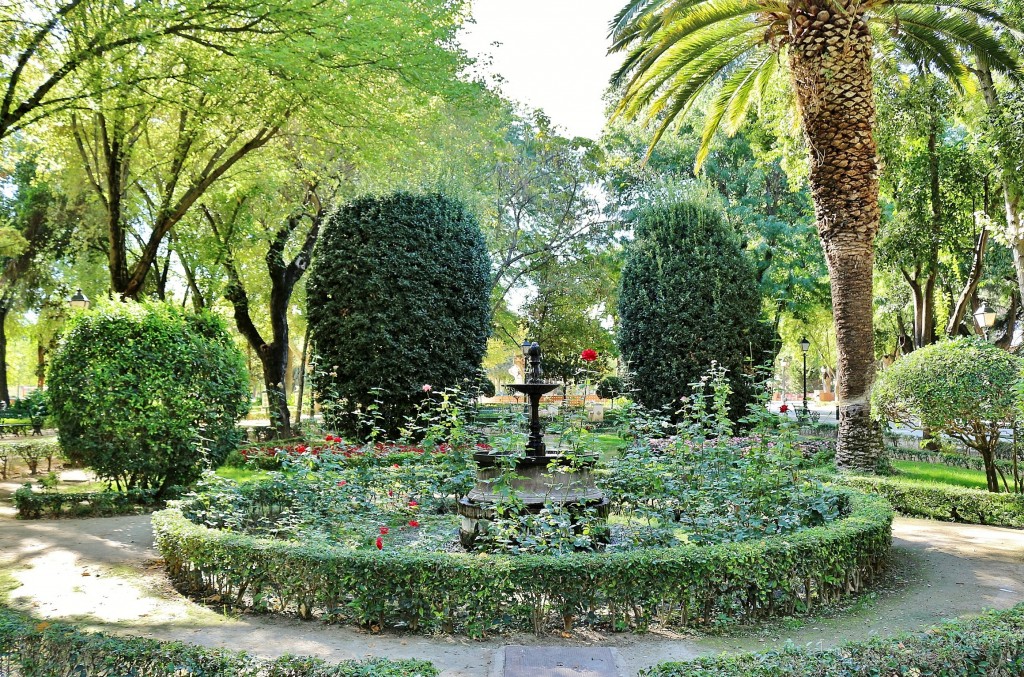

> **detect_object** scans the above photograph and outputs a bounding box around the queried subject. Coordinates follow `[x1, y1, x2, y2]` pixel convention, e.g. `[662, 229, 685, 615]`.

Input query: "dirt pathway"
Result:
[1, 515, 1021, 676]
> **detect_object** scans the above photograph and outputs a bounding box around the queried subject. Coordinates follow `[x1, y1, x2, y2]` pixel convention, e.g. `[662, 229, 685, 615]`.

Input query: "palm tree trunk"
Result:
[789, 5, 884, 471]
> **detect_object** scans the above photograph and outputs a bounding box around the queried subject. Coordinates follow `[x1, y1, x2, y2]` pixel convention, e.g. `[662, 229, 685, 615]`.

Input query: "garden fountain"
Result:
[457, 341, 609, 549]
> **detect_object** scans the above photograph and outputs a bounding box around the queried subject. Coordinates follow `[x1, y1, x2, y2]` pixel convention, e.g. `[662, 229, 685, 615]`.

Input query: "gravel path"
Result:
[1, 514, 1022, 676]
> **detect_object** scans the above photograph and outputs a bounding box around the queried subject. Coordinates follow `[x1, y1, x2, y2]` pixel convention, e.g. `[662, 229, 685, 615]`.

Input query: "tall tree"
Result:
[203, 177, 328, 439]
[610, 0, 1021, 471]
[0, 160, 76, 403]
[46, 0, 475, 299]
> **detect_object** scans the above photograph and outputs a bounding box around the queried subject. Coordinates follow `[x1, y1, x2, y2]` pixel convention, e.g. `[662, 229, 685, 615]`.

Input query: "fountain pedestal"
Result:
[456, 342, 609, 550]
[457, 451, 610, 549]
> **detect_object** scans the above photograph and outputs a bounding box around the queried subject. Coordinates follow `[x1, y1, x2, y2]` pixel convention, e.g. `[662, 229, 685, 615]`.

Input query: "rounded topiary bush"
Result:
[872, 337, 1022, 493]
[307, 192, 492, 437]
[47, 303, 249, 496]
[617, 198, 772, 417]
[596, 375, 625, 400]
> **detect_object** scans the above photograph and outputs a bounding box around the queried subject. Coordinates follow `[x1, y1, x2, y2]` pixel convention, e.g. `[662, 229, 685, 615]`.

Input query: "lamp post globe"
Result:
[974, 304, 997, 339]
[69, 289, 89, 310]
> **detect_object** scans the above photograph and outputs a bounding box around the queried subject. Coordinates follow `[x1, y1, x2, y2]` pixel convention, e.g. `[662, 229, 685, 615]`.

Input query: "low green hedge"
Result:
[0, 606, 436, 676]
[642, 602, 1024, 676]
[153, 490, 892, 636]
[889, 446, 1015, 473]
[13, 485, 183, 519]
[841, 474, 1024, 528]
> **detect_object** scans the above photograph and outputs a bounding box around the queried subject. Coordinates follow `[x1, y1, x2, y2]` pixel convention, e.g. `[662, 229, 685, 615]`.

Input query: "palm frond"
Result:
[638, 37, 764, 162]
[612, 13, 765, 97]
[608, 0, 672, 41]
[695, 48, 776, 169]
[616, 28, 762, 121]
[883, 0, 1006, 27]
[871, 16, 972, 89]
[874, 5, 1022, 81]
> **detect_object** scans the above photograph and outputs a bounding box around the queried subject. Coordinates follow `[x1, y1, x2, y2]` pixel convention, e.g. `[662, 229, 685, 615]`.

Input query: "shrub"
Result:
[307, 192, 491, 438]
[1, 439, 61, 476]
[596, 375, 624, 399]
[642, 602, 1024, 676]
[617, 198, 772, 418]
[840, 474, 1024, 528]
[0, 605, 437, 676]
[47, 303, 249, 497]
[14, 485, 184, 519]
[872, 338, 1022, 493]
[154, 490, 891, 635]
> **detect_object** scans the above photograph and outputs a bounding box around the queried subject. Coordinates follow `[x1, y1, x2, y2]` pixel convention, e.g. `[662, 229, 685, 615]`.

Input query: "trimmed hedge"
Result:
[154, 491, 892, 636]
[13, 485, 183, 519]
[0, 606, 436, 676]
[889, 446, 1016, 473]
[841, 474, 1024, 528]
[642, 602, 1024, 676]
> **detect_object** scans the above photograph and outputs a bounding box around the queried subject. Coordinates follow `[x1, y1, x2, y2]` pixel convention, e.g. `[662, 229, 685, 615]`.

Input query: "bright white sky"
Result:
[458, 0, 626, 140]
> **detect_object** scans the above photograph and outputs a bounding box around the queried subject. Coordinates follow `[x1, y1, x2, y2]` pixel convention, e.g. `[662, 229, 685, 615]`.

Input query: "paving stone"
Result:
[499, 646, 618, 677]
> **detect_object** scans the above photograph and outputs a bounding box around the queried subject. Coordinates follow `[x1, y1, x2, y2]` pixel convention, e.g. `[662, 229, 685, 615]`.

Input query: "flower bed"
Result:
[641, 602, 1024, 676]
[234, 438, 491, 470]
[841, 474, 1024, 528]
[0, 605, 436, 676]
[153, 490, 892, 636]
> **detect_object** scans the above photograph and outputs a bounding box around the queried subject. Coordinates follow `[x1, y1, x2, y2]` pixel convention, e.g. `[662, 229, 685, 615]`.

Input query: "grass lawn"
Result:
[892, 460, 990, 490]
[215, 466, 270, 483]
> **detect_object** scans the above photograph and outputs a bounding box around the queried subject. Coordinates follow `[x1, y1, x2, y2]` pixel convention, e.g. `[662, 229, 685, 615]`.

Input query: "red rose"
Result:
[408, 520, 419, 528]
[408, 500, 418, 507]
[375, 536, 383, 550]
[380, 526, 389, 535]
[337, 480, 346, 487]
[581, 348, 598, 362]
[388, 490, 394, 497]
[779, 404, 789, 413]
[391, 463, 400, 469]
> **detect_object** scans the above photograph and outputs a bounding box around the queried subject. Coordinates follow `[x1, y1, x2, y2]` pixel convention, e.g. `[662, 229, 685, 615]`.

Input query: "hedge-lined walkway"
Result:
[0, 514, 1022, 677]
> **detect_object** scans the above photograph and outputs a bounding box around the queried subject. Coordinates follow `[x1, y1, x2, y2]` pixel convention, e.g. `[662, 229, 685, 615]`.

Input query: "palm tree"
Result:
[609, 0, 1021, 471]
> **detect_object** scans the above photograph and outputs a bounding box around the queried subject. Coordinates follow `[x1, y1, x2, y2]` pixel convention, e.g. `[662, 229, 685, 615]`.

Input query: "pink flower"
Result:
[422, 384, 432, 392]
[375, 536, 383, 550]
[408, 520, 419, 528]
[392, 464, 400, 469]
[337, 480, 346, 487]
[580, 349, 598, 362]
[380, 526, 389, 535]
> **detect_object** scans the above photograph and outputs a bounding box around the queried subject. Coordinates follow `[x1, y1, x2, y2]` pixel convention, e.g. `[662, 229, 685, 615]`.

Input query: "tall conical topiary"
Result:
[618, 198, 772, 417]
[307, 192, 492, 438]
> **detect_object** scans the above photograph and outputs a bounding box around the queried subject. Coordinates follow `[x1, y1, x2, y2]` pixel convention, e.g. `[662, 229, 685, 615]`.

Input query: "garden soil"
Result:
[0, 507, 1022, 677]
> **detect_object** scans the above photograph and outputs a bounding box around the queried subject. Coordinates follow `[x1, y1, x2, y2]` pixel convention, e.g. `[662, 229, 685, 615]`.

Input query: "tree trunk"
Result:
[946, 226, 989, 337]
[789, 6, 884, 471]
[216, 186, 323, 439]
[995, 290, 1019, 350]
[295, 323, 311, 426]
[974, 58, 1024, 303]
[981, 446, 1001, 493]
[0, 304, 9, 406]
[36, 343, 45, 388]
[262, 341, 291, 439]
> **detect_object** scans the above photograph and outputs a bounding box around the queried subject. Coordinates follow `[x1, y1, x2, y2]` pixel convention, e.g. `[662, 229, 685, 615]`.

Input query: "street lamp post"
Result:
[799, 337, 811, 419]
[974, 303, 996, 340]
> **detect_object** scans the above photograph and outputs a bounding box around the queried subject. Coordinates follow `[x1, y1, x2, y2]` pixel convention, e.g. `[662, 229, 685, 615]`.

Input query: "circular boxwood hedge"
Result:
[153, 490, 892, 636]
